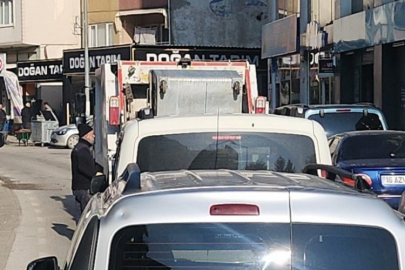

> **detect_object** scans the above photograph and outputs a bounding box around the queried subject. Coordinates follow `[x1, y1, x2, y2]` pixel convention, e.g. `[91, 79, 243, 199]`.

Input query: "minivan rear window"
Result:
[108, 223, 399, 270]
[308, 112, 383, 137]
[136, 132, 316, 173]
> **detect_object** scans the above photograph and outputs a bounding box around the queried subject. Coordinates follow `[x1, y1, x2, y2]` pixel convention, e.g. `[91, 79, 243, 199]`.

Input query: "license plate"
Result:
[381, 175, 405, 185]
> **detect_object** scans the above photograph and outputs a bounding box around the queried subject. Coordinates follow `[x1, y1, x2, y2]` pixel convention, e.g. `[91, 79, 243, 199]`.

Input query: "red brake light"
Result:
[255, 96, 267, 114]
[210, 204, 260, 216]
[342, 177, 355, 186]
[320, 170, 327, 178]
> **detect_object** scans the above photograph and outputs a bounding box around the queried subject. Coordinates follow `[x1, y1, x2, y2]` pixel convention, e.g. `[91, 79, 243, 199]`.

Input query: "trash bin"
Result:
[31, 120, 59, 146]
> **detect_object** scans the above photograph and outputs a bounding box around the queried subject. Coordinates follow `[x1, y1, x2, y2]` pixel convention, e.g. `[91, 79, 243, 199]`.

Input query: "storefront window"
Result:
[277, 54, 301, 105]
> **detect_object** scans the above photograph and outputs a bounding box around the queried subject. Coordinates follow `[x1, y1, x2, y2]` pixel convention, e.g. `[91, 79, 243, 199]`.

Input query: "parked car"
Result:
[274, 103, 388, 138]
[50, 124, 79, 149]
[107, 113, 332, 182]
[27, 164, 405, 270]
[329, 130, 405, 209]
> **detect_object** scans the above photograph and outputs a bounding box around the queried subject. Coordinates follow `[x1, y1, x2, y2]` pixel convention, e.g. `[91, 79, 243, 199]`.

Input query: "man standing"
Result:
[21, 102, 32, 129]
[71, 123, 101, 214]
[0, 104, 6, 131]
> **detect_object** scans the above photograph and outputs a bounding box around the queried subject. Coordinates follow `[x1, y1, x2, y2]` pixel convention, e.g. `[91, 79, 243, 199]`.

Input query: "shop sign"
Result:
[318, 58, 335, 78]
[262, 14, 298, 58]
[17, 60, 63, 82]
[63, 46, 132, 74]
[133, 46, 266, 70]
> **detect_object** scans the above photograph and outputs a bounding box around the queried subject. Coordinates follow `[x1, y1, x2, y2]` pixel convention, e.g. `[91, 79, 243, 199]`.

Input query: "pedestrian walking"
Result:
[71, 123, 102, 216]
[21, 102, 33, 129]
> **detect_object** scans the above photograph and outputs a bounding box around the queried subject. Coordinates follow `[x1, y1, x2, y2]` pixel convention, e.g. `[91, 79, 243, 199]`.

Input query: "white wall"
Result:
[22, 0, 81, 58]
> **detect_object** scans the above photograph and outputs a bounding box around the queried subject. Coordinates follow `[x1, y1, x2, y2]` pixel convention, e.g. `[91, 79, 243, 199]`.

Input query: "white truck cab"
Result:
[110, 113, 331, 180]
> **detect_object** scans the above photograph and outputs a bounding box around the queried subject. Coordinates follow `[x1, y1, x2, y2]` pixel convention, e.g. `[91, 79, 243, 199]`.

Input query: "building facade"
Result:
[263, 0, 405, 130]
[61, 0, 268, 125]
[0, 0, 81, 121]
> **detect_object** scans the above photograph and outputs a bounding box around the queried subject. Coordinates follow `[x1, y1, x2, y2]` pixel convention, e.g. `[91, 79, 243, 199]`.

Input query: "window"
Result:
[69, 217, 99, 270]
[89, 23, 114, 47]
[340, 134, 405, 161]
[0, 0, 13, 26]
[133, 24, 168, 45]
[292, 224, 399, 270]
[108, 223, 399, 270]
[109, 223, 291, 270]
[308, 112, 384, 138]
[136, 132, 317, 173]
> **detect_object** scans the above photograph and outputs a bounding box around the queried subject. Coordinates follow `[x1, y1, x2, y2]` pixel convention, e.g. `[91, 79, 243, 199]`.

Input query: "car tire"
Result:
[67, 134, 79, 149]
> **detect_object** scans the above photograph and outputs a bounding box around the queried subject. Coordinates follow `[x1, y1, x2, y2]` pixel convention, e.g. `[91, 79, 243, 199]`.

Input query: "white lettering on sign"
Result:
[69, 54, 122, 70]
[145, 53, 260, 67]
[18, 64, 63, 77]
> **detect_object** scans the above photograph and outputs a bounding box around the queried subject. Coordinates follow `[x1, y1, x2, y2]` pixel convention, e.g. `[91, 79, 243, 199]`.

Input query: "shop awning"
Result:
[115, 8, 168, 28]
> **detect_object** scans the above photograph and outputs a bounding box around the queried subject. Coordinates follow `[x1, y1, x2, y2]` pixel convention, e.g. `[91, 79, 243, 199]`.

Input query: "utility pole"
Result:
[268, 0, 278, 112]
[300, 0, 311, 104]
[83, 0, 90, 120]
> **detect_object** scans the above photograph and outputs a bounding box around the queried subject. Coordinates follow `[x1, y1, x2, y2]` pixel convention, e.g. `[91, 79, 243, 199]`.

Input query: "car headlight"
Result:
[56, 129, 68, 135]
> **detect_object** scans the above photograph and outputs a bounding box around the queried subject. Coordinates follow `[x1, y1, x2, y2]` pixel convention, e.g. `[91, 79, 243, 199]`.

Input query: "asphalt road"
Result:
[0, 139, 78, 269]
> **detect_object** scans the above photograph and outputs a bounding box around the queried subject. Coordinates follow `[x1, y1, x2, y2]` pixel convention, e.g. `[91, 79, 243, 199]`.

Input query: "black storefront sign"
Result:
[318, 59, 334, 74]
[17, 60, 63, 82]
[132, 46, 267, 71]
[63, 46, 132, 74]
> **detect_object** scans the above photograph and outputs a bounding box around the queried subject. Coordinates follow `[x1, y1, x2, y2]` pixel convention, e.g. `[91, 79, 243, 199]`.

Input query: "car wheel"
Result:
[67, 134, 79, 149]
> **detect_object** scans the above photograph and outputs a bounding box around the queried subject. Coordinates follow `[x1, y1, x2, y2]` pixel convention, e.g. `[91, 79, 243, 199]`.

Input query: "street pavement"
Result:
[0, 137, 79, 269]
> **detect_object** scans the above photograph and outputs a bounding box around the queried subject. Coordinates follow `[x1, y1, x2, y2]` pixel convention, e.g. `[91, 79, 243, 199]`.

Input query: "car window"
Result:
[308, 112, 384, 137]
[292, 224, 399, 270]
[108, 223, 291, 270]
[136, 132, 317, 173]
[340, 134, 405, 160]
[108, 223, 399, 270]
[68, 217, 99, 270]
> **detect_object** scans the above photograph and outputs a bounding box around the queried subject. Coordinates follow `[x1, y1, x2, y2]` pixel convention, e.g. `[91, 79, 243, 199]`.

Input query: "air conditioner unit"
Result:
[134, 27, 156, 45]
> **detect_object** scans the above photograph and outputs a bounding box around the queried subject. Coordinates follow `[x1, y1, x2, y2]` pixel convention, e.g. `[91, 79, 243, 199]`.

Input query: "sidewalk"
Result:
[0, 176, 21, 270]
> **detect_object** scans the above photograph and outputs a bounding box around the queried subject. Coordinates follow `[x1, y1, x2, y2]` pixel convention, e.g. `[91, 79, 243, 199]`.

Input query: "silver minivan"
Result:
[27, 164, 405, 270]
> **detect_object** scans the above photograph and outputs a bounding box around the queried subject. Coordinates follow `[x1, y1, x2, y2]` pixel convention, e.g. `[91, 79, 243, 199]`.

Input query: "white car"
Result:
[50, 124, 79, 149]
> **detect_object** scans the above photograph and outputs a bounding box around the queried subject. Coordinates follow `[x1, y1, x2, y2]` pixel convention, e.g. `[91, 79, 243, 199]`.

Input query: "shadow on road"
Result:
[50, 195, 81, 224]
[52, 223, 75, 240]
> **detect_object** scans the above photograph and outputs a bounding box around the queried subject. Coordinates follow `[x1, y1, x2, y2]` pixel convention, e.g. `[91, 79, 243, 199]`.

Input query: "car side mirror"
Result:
[27, 256, 58, 270]
[90, 175, 108, 195]
[0, 133, 4, 148]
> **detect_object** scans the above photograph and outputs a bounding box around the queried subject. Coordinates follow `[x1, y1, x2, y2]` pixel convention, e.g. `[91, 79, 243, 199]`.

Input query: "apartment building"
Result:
[0, 0, 81, 120]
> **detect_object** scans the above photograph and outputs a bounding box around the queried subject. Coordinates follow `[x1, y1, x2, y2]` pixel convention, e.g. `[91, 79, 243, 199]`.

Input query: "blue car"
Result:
[328, 130, 405, 209]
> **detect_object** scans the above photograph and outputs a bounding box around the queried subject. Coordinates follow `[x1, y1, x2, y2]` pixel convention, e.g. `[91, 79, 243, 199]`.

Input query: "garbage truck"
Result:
[93, 59, 268, 180]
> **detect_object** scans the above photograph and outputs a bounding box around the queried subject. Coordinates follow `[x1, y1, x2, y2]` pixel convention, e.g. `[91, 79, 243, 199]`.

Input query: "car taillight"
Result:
[210, 204, 260, 216]
[342, 177, 355, 186]
[354, 173, 373, 186]
[320, 170, 327, 178]
[255, 96, 267, 114]
[109, 96, 120, 126]
[342, 174, 372, 187]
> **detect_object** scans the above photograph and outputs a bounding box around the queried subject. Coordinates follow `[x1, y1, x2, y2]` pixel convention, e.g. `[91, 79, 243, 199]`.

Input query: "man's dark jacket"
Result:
[71, 139, 101, 190]
[21, 107, 32, 126]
